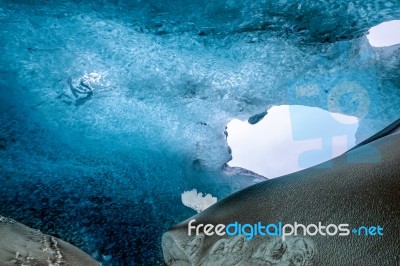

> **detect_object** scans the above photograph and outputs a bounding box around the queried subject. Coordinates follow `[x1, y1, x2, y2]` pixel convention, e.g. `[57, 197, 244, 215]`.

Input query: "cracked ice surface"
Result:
[1, 0, 400, 265]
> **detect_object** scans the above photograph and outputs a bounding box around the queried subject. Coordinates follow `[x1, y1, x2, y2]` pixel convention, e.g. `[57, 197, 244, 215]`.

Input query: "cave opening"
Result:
[226, 105, 359, 179]
[367, 20, 400, 47]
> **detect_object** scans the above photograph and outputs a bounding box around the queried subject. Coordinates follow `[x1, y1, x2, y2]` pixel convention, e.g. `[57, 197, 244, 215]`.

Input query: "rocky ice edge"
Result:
[0, 216, 99, 266]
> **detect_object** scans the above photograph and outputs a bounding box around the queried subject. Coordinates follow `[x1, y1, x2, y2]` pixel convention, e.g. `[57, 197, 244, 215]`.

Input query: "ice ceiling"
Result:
[1, 0, 400, 265]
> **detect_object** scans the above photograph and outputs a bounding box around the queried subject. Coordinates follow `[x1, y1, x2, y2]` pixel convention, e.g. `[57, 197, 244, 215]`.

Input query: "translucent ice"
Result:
[1, 0, 400, 265]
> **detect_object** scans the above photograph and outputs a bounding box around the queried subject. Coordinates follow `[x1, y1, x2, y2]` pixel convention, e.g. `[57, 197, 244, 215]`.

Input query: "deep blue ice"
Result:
[1, 1, 400, 265]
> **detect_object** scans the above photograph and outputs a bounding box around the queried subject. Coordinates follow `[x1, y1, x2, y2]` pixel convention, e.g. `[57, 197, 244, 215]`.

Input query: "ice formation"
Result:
[181, 189, 217, 213]
[163, 123, 400, 265]
[0, 0, 400, 265]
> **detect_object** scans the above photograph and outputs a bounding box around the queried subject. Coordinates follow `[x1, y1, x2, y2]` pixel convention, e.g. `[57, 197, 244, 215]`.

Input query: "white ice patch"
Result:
[181, 189, 217, 213]
[68, 71, 111, 95]
[367, 20, 400, 47]
[226, 105, 359, 179]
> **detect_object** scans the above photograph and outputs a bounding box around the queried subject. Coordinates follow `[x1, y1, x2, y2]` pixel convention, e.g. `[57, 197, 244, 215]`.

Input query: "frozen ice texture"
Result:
[0, 0, 400, 265]
[181, 189, 217, 213]
[163, 126, 400, 265]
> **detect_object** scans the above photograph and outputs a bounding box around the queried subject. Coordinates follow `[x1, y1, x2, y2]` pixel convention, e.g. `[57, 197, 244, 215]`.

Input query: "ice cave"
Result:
[1, 1, 400, 265]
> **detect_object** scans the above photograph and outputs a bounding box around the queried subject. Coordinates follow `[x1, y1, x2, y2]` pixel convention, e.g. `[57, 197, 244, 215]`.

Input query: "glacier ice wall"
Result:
[1, 0, 400, 265]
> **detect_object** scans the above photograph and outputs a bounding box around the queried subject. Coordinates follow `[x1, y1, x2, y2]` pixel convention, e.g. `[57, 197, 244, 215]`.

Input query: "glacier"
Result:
[1, 0, 400, 265]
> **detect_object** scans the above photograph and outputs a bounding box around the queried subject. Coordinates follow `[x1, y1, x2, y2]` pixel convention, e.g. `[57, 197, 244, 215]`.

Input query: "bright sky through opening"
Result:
[367, 20, 400, 47]
[226, 105, 359, 179]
